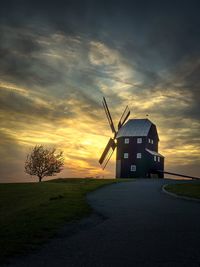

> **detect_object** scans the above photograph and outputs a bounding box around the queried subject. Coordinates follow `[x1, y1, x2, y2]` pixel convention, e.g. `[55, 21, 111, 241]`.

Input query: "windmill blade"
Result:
[99, 138, 116, 169]
[102, 97, 116, 134]
[118, 105, 130, 130]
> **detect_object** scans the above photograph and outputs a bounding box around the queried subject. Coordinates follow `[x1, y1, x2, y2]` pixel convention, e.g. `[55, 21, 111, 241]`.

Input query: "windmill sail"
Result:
[99, 138, 116, 169]
[99, 97, 130, 169]
[118, 105, 130, 130]
[102, 97, 116, 134]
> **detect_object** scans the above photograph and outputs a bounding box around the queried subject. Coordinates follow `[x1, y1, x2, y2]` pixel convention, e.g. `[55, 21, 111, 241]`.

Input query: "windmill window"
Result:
[148, 138, 151, 143]
[154, 156, 157, 161]
[158, 156, 160, 162]
[137, 153, 142, 159]
[130, 165, 136, 172]
[137, 138, 142, 144]
[124, 138, 129, 144]
[124, 153, 129, 159]
[151, 139, 154, 144]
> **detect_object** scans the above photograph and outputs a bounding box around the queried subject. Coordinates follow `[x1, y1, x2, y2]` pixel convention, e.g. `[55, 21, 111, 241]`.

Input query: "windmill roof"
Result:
[145, 148, 164, 158]
[116, 119, 154, 138]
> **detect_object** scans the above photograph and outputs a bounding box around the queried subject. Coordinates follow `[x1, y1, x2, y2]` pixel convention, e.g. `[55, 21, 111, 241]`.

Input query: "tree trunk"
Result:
[38, 176, 42, 182]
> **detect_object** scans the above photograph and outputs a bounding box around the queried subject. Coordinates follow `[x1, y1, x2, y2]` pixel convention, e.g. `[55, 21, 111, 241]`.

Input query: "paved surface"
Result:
[6, 179, 200, 267]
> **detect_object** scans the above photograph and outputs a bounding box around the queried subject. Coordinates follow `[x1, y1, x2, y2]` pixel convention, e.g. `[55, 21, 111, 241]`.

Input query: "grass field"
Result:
[165, 182, 200, 199]
[0, 178, 125, 261]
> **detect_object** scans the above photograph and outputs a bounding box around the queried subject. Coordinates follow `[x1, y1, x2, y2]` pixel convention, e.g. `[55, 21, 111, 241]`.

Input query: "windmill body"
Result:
[116, 119, 164, 178]
[99, 98, 164, 178]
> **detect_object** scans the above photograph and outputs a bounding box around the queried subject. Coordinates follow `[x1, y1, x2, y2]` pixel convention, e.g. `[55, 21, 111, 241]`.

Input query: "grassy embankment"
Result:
[0, 178, 129, 261]
[165, 182, 200, 199]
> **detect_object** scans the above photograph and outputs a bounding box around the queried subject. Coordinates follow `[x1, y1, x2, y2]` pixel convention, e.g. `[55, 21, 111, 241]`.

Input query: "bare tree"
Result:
[25, 145, 64, 182]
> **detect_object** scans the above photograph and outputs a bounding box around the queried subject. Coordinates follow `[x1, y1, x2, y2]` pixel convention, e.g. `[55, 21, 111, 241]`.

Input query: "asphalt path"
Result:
[6, 179, 200, 267]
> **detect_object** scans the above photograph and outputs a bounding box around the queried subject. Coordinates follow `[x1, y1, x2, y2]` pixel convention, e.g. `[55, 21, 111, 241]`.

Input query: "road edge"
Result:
[162, 184, 200, 202]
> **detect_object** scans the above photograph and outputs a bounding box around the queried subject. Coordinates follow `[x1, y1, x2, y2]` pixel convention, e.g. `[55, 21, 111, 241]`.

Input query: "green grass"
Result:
[165, 182, 200, 199]
[0, 178, 130, 261]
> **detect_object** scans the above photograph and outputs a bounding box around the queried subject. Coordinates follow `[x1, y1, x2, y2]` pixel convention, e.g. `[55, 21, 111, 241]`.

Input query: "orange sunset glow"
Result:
[0, 2, 200, 182]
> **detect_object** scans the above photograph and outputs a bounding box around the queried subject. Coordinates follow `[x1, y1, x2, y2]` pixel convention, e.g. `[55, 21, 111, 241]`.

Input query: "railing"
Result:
[157, 170, 200, 180]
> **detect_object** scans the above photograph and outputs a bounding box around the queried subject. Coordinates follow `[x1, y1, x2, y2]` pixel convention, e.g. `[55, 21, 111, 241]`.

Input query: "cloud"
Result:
[89, 41, 119, 66]
[0, 1, 199, 181]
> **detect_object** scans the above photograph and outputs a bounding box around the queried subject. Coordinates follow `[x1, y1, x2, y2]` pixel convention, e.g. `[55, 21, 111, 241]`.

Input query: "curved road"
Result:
[7, 179, 200, 267]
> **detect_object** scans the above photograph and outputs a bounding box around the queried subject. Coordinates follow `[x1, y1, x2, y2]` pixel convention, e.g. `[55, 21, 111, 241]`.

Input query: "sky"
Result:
[0, 0, 200, 182]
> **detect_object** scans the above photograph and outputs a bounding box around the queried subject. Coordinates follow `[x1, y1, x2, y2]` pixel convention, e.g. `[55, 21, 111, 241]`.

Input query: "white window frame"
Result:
[124, 138, 129, 144]
[148, 138, 151, 143]
[158, 156, 160, 162]
[154, 155, 157, 161]
[151, 139, 154, 144]
[137, 138, 142, 144]
[130, 165, 136, 172]
[124, 153, 129, 159]
[137, 153, 142, 159]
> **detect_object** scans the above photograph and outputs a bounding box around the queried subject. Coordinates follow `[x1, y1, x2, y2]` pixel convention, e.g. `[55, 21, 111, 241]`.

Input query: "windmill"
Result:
[99, 97, 130, 169]
[99, 97, 165, 178]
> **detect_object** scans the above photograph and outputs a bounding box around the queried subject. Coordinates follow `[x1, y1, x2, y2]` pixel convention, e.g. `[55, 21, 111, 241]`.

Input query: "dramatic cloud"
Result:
[0, 0, 199, 182]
